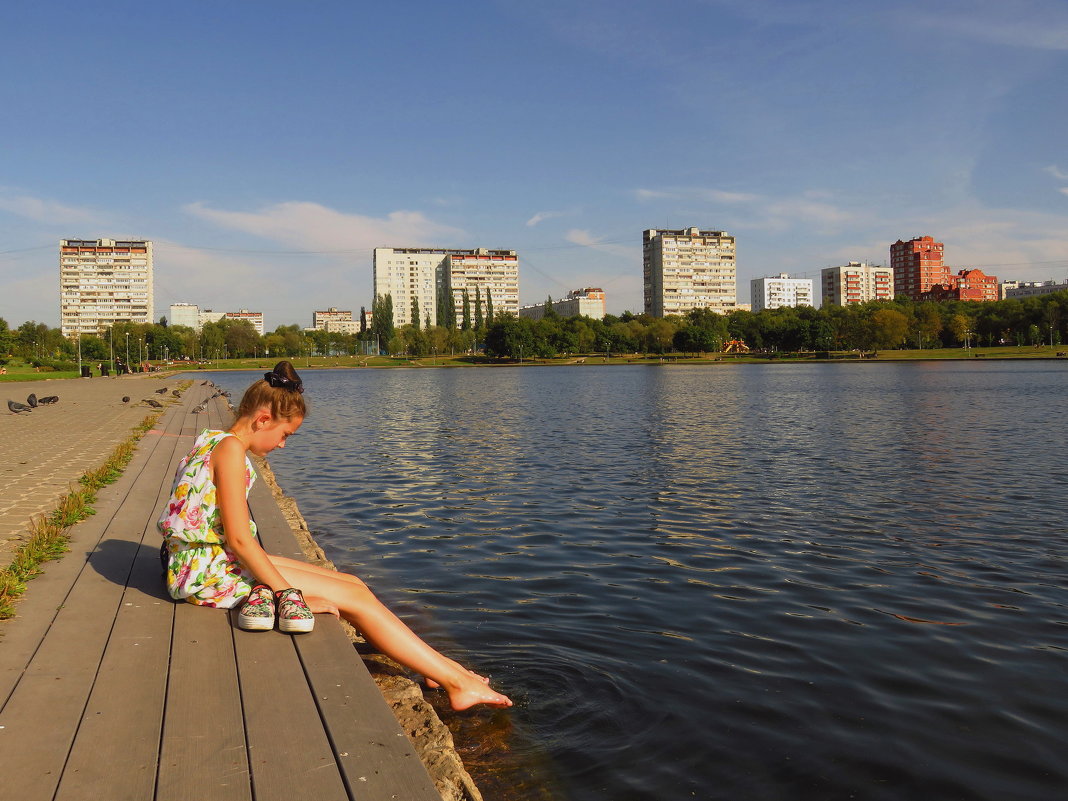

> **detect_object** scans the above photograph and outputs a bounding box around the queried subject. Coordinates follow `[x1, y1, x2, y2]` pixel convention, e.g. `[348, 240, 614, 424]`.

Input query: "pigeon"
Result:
[38, 396, 59, 404]
[171, 390, 181, 397]
[122, 396, 131, 403]
[154, 387, 168, 395]
[8, 399, 32, 413]
[191, 402, 207, 414]
[201, 380, 212, 386]
[27, 393, 38, 408]
[144, 398, 163, 408]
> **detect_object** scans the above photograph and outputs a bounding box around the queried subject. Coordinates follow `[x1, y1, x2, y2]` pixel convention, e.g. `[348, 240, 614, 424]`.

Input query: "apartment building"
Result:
[519, 288, 607, 320]
[169, 303, 200, 329]
[821, 262, 894, 305]
[224, 309, 264, 335]
[890, 236, 946, 300]
[60, 238, 153, 337]
[643, 228, 737, 316]
[372, 247, 519, 327]
[313, 307, 353, 329]
[750, 274, 813, 312]
[921, 269, 999, 303]
[1001, 279, 1068, 299]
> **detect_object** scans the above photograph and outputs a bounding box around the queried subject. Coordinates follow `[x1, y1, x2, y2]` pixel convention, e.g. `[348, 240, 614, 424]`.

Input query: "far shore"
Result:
[3, 345, 1067, 382]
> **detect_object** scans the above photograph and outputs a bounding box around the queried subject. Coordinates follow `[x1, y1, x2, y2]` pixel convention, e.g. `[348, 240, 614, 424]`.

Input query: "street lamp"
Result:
[125, 332, 130, 373]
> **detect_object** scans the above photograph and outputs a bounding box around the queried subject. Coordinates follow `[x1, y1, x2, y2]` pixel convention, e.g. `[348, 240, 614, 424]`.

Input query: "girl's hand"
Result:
[303, 595, 339, 617]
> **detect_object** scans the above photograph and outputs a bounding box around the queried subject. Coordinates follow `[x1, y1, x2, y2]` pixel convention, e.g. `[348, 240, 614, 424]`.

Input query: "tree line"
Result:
[2, 291, 1064, 368]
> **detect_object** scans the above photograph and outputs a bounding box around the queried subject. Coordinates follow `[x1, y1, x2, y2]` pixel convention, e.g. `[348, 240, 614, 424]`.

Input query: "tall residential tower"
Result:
[372, 247, 519, 327]
[890, 236, 945, 301]
[643, 228, 736, 316]
[60, 238, 153, 337]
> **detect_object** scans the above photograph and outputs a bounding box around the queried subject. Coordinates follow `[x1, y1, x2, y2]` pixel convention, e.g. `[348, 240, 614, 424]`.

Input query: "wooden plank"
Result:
[0, 403, 180, 709]
[295, 627, 441, 801]
[232, 626, 350, 801]
[248, 455, 440, 800]
[156, 604, 252, 801]
[0, 404, 188, 801]
[53, 408, 190, 801]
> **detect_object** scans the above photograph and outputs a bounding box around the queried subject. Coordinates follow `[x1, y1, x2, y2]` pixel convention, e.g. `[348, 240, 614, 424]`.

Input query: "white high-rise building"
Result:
[169, 303, 200, 329]
[821, 262, 894, 306]
[372, 247, 519, 327]
[750, 274, 814, 312]
[643, 228, 736, 316]
[60, 238, 153, 337]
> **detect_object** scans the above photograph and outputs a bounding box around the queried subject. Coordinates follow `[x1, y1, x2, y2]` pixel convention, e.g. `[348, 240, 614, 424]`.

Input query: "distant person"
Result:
[157, 361, 512, 711]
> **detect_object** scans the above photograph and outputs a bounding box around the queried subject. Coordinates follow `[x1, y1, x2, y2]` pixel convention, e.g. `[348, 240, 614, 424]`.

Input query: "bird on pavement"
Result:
[27, 393, 38, 408]
[143, 398, 163, 408]
[38, 396, 59, 404]
[171, 389, 181, 397]
[122, 396, 131, 403]
[154, 387, 168, 395]
[8, 400, 32, 413]
[191, 402, 207, 414]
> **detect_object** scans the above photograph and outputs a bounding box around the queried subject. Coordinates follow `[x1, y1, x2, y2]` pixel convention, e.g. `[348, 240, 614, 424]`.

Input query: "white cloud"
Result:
[526, 210, 566, 227]
[0, 189, 101, 226]
[183, 200, 465, 251]
[1043, 165, 1068, 180]
[635, 185, 856, 233]
[1060, 188, 1068, 198]
[564, 229, 634, 260]
[911, 2, 1068, 50]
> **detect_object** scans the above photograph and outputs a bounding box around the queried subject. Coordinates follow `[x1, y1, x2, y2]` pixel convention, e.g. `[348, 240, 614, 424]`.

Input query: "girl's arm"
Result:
[213, 436, 290, 592]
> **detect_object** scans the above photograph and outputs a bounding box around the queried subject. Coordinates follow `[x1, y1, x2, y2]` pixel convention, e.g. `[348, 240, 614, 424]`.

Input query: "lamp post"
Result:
[125, 332, 130, 374]
[77, 332, 82, 376]
[109, 327, 114, 374]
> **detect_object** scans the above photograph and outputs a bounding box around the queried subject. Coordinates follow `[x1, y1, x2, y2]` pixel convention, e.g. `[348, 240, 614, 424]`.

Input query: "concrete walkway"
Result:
[0, 374, 175, 570]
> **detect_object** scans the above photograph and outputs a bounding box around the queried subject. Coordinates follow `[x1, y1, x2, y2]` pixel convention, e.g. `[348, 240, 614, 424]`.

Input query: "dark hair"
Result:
[236, 360, 307, 421]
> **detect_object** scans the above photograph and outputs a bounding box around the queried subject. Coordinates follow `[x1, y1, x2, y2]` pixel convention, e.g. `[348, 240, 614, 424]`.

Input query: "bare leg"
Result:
[268, 556, 512, 710]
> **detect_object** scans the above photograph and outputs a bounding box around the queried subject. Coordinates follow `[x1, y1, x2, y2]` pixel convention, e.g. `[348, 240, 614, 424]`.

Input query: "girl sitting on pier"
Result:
[158, 361, 512, 711]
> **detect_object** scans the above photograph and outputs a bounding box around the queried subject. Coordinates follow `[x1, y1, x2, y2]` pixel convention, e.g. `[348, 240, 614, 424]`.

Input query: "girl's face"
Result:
[250, 413, 303, 456]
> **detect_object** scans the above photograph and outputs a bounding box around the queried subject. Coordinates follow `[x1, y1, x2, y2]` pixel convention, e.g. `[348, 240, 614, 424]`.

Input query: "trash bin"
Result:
[80, 366, 91, 378]
[101, 365, 110, 377]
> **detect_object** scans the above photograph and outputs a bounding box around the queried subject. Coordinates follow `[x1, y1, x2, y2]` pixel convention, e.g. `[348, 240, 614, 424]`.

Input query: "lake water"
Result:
[202, 362, 1068, 801]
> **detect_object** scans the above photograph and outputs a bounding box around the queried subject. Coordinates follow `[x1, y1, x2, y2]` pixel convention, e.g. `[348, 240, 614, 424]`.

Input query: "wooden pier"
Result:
[0, 386, 440, 801]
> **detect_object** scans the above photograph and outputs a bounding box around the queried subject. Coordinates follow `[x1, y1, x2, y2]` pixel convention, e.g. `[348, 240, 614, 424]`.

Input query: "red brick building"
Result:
[890, 236, 947, 300]
[920, 269, 999, 303]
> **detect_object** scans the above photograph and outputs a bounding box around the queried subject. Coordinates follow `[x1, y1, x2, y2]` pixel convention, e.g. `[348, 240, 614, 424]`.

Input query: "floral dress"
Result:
[157, 429, 257, 608]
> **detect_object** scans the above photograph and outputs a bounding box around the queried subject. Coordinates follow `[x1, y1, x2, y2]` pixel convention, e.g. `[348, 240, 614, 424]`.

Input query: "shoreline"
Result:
[252, 456, 485, 801]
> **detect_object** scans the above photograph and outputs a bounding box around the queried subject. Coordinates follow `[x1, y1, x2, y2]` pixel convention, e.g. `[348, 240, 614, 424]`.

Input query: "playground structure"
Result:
[722, 339, 750, 353]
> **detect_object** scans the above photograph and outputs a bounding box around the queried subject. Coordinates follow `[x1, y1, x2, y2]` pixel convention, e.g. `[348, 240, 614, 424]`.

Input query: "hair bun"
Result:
[264, 371, 304, 393]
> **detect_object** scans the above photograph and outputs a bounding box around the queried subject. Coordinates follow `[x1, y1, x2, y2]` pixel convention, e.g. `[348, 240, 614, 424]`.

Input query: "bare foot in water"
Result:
[447, 675, 513, 711]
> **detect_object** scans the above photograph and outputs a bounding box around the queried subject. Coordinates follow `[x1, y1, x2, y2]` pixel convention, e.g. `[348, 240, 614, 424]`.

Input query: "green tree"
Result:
[461, 290, 471, 331]
[543, 294, 557, 319]
[371, 294, 394, 351]
[410, 295, 420, 329]
[870, 308, 909, 349]
[947, 313, 973, 347]
[485, 288, 493, 325]
[914, 303, 943, 348]
[474, 286, 483, 330]
[484, 314, 534, 359]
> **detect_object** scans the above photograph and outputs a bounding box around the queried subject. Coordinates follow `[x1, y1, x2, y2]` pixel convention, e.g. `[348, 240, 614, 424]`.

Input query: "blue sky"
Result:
[2, 0, 1067, 327]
